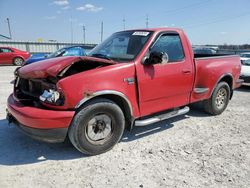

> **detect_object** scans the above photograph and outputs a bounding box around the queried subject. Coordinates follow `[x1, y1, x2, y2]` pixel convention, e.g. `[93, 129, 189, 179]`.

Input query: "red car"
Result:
[7, 28, 242, 155]
[0, 47, 30, 65]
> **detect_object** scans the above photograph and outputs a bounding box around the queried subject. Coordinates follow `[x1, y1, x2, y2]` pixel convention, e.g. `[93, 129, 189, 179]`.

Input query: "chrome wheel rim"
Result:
[14, 58, 23, 65]
[86, 114, 112, 143]
[215, 88, 227, 110]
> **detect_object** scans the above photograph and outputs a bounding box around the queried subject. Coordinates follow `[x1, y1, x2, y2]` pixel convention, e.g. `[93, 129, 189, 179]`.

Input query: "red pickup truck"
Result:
[7, 28, 242, 155]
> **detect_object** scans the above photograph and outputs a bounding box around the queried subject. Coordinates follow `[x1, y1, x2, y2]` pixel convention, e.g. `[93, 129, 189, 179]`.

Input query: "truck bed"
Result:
[190, 54, 241, 103]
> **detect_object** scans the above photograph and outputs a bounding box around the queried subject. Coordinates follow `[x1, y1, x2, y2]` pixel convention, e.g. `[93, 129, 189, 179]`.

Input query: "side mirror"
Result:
[142, 51, 169, 65]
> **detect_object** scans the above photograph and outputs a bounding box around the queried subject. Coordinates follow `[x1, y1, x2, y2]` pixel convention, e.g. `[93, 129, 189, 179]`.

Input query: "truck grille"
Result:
[15, 77, 55, 99]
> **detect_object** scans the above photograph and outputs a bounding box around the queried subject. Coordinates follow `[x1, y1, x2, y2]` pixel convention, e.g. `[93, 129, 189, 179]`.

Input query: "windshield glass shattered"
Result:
[88, 31, 152, 62]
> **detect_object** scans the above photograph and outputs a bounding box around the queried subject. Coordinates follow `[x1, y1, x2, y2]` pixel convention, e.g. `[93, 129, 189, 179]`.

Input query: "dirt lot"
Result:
[0, 66, 249, 188]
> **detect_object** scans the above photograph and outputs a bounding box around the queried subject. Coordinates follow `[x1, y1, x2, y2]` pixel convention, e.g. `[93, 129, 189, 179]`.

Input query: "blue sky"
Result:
[0, 0, 250, 44]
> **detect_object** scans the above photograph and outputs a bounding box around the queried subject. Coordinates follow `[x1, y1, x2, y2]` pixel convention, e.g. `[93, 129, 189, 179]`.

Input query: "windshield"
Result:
[88, 31, 152, 62]
[48, 48, 66, 58]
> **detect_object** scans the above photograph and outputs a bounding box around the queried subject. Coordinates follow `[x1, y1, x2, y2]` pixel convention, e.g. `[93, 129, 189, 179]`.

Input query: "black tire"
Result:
[68, 98, 125, 155]
[204, 82, 230, 115]
[13, 57, 24, 66]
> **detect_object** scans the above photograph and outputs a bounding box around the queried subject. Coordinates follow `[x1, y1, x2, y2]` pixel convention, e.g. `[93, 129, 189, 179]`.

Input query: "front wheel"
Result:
[68, 98, 125, 155]
[13, 57, 24, 66]
[204, 82, 230, 115]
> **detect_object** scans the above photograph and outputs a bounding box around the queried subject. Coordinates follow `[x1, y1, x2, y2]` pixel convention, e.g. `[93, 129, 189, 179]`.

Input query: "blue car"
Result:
[24, 53, 50, 64]
[23, 46, 87, 65]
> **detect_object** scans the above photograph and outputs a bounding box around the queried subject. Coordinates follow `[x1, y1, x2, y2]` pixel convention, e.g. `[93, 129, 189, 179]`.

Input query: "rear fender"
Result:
[210, 73, 233, 99]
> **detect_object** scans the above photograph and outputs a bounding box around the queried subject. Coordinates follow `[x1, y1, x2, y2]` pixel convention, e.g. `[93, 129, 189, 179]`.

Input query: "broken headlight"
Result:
[39, 89, 64, 105]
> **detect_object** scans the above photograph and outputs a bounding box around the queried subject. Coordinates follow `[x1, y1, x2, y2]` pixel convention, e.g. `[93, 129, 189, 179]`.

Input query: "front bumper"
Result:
[7, 94, 75, 143]
[240, 75, 250, 84]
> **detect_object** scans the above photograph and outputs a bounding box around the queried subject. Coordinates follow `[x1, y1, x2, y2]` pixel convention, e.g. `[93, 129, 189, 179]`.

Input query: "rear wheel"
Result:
[69, 98, 125, 155]
[204, 82, 230, 115]
[13, 57, 24, 66]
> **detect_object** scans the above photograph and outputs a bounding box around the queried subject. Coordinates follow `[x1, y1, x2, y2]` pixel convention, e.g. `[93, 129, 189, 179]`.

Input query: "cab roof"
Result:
[124, 27, 184, 33]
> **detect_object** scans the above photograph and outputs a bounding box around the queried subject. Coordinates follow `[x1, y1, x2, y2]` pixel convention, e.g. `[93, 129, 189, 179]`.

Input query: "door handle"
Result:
[182, 69, 191, 74]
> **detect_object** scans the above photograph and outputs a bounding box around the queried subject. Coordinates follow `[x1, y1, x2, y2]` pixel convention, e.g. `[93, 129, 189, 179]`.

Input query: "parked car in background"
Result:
[0, 47, 30, 65]
[240, 59, 250, 84]
[23, 45, 87, 66]
[193, 47, 217, 55]
[240, 52, 250, 61]
[23, 53, 50, 64]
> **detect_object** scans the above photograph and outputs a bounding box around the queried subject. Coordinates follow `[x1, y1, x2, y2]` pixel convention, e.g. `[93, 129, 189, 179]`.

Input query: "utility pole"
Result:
[70, 16, 73, 43]
[122, 17, 126, 30]
[146, 14, 149, 28]
[6, 18, 12, 39]
[100, 21, 103, 42]
[82, 25, 86, 44]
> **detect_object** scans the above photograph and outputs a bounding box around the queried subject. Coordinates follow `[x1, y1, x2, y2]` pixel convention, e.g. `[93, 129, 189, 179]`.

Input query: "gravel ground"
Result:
[0, 66, 250, 188]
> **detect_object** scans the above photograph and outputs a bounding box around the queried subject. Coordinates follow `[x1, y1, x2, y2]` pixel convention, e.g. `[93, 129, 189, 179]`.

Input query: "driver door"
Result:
[136, 33, 194, 116]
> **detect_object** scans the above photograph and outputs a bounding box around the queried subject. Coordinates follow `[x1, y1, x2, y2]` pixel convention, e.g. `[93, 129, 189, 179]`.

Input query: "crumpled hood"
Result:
[18, 56, 115, 79]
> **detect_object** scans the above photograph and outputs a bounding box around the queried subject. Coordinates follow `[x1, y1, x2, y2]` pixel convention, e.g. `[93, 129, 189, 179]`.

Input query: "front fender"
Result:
[57, 63, 140, 117]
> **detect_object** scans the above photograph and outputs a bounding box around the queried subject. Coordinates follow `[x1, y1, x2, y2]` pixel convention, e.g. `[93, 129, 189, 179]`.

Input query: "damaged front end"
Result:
[13, 56, 115, 109]
[14, 75, 64, 107]
[6, 56, 116, 142]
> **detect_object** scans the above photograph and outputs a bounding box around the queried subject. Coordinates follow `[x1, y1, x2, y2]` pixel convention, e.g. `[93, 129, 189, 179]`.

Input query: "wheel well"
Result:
[218, 75, 233, 99]
[77, 94, 134, 130]
[13, 56, 24, 60]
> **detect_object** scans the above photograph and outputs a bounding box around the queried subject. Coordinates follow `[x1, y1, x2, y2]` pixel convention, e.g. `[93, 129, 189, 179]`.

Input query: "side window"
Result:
[1, 48, 12, 53]
[151, 34, 185, 62]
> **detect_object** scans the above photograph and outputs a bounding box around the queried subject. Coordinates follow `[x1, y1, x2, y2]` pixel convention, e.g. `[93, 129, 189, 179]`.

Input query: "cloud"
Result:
[44, 16, 56, 20]
[76, 4, 103, 12]
[56, 10, 61, 14]
[53, 0, 69, 6]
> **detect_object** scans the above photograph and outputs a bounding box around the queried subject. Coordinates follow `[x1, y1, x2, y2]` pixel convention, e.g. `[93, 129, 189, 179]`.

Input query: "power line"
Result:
[164, 0, 213, 16]
[0, 34, 11, 40]
[184, 11, 250, 29]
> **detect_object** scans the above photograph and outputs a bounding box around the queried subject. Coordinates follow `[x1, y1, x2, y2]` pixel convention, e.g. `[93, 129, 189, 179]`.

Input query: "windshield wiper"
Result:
[90, 53, 113, 61]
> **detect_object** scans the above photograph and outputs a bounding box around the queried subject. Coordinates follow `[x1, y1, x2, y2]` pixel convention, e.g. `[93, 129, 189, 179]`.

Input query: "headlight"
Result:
[40, 89, 63, 105]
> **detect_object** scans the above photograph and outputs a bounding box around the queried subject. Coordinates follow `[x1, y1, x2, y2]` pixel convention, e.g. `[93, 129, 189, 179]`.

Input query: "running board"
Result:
[134, 106, 190, 126]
